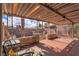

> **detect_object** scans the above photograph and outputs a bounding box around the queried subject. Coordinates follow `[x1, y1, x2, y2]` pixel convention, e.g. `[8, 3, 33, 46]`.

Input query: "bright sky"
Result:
[2, 15, 54, 28]
[2, 15, 38, 28]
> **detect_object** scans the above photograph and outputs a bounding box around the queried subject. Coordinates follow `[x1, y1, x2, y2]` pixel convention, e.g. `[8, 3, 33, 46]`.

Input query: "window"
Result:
[24, 19, 38, 28]
[2, 15, 8, 26]
[13, 16, 21, 28]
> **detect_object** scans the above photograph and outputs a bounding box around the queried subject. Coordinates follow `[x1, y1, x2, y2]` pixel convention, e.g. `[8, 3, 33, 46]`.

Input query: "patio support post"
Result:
[42, 21, 43, 29]
[21, 18, 24, 30]
[37, 20, 39, 33]
[67, 25, 69, 37]
[42, 21, 43, 35]
[0, 3, 2, 56]
[71, 23, 74, 38]
[7, 14, 8, 29]
[49, 23, 50, 34]
[11, 13, 13, 37]
[21, 18, 25, 36]
[11, 4, 14, 37]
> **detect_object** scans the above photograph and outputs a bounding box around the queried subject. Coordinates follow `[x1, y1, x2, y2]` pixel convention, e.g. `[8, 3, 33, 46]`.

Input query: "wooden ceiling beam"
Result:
[13, 3, 18, 15]
[6, 4, 10, 14]
[7, 4, 13, 14]
[49, 4, 58, 8]
[2, 4, 5, 13]
[3, 12, 60, 25]
[26, 5, 40, 17]
[22, 4, 33, 16]
[30, 6, 42, 17]
[16, 4, 23, 15]
[19, 4, 29, 16]
[33, 13, 61, 25]
[3, 12, 25, 18]
[63, 9, 79, 15]
[3, 12, 42, 21]
[3, 4, 7, 13]
[67, 13, 79, 17]
[40, 3, 74, 24]
[69, 17, 79, 19]
[56, 3, 69, 10]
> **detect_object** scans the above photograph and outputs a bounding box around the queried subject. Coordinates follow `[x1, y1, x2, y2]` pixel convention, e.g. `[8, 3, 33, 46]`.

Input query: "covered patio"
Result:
[1, 3, 79, 56]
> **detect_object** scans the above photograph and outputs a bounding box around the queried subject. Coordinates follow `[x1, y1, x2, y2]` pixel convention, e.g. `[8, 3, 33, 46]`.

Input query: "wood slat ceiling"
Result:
[2, 3, 79, 25]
